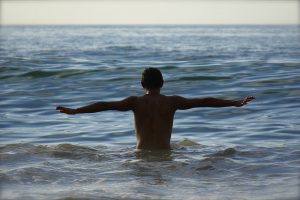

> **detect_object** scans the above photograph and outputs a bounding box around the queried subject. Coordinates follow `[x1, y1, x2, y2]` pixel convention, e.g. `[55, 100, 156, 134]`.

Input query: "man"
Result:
[57, 67, 254, 150]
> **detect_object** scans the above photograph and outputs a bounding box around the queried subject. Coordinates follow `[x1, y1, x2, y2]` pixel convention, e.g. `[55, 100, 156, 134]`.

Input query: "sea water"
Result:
[0, 25, 299, 200]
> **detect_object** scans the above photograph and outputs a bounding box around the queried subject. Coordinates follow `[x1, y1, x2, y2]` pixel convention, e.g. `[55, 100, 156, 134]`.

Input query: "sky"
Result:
[0, 0, 299, 25]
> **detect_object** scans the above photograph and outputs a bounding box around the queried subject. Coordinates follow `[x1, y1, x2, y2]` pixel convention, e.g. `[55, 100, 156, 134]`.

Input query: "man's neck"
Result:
[145, 89, 160, 95]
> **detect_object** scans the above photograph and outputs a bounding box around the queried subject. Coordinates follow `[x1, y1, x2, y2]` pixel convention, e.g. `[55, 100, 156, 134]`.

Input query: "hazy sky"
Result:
[1, 0, 299, 25]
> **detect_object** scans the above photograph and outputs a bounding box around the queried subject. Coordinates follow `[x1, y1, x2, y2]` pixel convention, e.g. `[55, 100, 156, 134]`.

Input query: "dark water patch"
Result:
[0, 67, 127, 81]
[3, 70, 54, 79]
[210, 147, 237, 157]
[245, 76, 300, 87]
[105, 45, 142, 52]
[0, 67, 24, 80]
[175, 75, 232, 82]
[55, 197, 121, 200]
[101, 76, 138, 82]
[160, 65, 180, 70]
[19, 69, 88, 79]
[244, 132, 298, 141]
[0, 66, 21, 73]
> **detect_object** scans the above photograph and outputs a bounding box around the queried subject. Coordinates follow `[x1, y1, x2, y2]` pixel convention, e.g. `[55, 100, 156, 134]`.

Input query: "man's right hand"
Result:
[56, 106, 77, 115]
[235, 96, 255, 107]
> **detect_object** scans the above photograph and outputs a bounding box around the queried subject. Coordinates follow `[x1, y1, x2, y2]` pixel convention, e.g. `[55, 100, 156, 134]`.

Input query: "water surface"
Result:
[0, 25, 300, 200]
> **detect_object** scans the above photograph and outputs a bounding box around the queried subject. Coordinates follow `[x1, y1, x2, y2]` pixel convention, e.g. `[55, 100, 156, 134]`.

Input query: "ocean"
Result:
[0, 25, 299, 200]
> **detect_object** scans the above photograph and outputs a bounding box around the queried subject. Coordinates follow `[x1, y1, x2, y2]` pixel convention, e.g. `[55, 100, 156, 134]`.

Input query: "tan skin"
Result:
[57, 89, 254, 150]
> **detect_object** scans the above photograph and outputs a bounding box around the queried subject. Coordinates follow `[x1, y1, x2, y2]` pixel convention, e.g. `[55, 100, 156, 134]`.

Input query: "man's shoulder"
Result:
[123, 96, 139, 102]
[161, 95, 188, 106]
[130, 94, 185, 102]
[165, 95, 185, 100]
[126, 95, 139, 99]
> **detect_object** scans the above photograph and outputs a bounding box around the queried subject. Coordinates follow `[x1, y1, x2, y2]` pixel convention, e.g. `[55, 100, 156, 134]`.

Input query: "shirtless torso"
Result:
[133, 93, 175, 149]
[57, 88, 254, 150]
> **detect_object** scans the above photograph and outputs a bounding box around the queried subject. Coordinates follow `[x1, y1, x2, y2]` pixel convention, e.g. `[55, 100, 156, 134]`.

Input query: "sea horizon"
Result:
[1, 23, 299, 26]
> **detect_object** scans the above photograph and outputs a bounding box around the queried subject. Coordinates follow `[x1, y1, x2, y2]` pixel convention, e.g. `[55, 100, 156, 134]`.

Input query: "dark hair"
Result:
[141, 67, 164, 89]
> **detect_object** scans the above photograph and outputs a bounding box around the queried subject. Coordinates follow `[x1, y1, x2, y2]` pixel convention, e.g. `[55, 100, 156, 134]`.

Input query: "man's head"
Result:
[141, 67, 164, 90]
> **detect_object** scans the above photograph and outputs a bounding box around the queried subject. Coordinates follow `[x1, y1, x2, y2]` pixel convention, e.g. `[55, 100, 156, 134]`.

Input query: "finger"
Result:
[246, 96, 255, 102]
[240, 98, 248, 106]
[248, 96, 255, 100]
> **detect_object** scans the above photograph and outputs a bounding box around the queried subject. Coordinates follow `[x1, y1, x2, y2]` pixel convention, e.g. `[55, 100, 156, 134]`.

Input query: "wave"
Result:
[0, 68, 85, 80]
[0, 143, 107, 161]
[20, 70, 62, 78]
[0, 141, 253, 163]
[1, 142, 299, 200]
[0, 141, 217, 162]
[21, 69, 107, 79]
[176, 75, 232, 81]
[0, 68, 106, 80]
[0, 67, 141, 81]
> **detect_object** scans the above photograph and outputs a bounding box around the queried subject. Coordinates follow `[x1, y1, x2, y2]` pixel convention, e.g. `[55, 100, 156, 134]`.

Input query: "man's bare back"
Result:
[133, 92, 176, 149]
[57, 68, 254, 150]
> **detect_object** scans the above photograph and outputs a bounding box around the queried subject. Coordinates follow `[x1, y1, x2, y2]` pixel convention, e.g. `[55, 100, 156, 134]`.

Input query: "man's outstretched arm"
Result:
[174, 96, 255, 110]
[56, 96, 136, 115]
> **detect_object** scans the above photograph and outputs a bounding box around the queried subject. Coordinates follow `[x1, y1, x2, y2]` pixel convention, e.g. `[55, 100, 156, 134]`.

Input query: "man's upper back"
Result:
[131, 94, 176, 150]
[120, 93, 209, 149]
